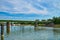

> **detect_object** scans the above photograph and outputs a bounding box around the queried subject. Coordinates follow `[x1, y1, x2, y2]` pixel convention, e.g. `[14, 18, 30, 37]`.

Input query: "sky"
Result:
[0, 0, 60, 20]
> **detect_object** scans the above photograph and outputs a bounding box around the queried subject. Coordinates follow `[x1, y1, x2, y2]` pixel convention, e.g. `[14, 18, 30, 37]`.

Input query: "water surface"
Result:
[0, 25, 60, 40]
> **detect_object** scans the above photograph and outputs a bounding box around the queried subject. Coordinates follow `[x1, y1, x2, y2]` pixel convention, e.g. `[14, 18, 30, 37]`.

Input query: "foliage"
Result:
[0, 16, 60, 24]
[52, 17, 60, 24]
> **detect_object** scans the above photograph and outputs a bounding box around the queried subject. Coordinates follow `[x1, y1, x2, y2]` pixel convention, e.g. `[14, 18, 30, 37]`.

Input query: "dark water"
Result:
[0, 25, 60, 40]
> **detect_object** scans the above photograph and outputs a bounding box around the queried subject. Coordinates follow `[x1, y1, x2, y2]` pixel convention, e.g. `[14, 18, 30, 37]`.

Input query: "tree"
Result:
[52, 17, 60, 24]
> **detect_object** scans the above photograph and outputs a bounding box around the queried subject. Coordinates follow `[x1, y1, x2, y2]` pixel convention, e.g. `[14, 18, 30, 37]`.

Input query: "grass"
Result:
[38, 24, 45, 26]
[54, 24, 60, 28]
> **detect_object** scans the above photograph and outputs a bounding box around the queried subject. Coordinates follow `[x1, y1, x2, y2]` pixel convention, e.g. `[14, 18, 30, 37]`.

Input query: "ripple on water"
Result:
[0, 26, 60, 40]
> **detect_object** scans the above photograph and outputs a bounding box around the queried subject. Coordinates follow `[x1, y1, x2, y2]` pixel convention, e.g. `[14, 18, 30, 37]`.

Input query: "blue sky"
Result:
[0, 0, 60, 20]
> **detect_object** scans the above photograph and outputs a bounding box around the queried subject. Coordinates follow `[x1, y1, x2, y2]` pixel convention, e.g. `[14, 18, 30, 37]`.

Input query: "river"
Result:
[0, 25, 60, 40]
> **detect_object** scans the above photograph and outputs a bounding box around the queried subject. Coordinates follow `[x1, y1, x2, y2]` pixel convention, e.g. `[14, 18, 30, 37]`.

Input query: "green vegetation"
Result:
[53, 17, 60, 24]
[0, 16, 60, 27]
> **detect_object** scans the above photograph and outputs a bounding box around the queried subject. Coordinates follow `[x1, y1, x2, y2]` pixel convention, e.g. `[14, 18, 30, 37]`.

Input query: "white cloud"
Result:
[0, 0, 60, 15]
[0, 0, 48, 14]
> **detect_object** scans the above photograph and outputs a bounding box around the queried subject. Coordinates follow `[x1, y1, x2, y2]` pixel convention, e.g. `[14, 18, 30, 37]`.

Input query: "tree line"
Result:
[40, 16, 60, 24]
[0, 16, 60, 24]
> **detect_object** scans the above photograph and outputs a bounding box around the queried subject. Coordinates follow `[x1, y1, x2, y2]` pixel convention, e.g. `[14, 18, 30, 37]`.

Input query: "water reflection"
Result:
[0, 25, 60, 40]
[53, 29, 60, 40]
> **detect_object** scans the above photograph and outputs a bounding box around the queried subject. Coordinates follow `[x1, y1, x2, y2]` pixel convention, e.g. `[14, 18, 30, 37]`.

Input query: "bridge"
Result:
[0, 20, 39, 40]
[0, 20, 54, 40]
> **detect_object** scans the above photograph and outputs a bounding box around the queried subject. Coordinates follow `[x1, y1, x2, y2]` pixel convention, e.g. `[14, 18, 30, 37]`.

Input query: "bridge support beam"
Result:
[6, 22, 10, 34]
[1, 23, 4, 40]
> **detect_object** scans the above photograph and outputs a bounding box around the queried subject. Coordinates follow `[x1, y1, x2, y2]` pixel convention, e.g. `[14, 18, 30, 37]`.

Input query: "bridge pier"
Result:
[34, 19, 39, 31]
[1, 23, 4, 40]
[6, 22, 10, 34]
[34, 19, 39, 27]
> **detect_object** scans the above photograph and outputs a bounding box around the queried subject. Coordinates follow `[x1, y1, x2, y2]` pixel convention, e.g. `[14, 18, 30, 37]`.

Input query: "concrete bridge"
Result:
[0, 20, 54, 40]
[0, 20, 39, 40]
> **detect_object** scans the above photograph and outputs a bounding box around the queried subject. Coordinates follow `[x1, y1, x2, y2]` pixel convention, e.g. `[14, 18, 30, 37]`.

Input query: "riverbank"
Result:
[39, 24, 60, 28]
[16, 24, 60, 28]
[54, 24, 60, 28]
[11, 23, 60, 28]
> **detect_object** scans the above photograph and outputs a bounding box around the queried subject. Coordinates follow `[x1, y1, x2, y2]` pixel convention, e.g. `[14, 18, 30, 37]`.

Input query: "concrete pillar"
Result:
[34, 19, 39, 27]
[1, 23, 4, 40]
[6, 22, 10, 34]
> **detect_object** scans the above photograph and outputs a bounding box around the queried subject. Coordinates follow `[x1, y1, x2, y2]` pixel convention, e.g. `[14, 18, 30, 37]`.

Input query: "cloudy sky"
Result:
[0, 0, 60, 20]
